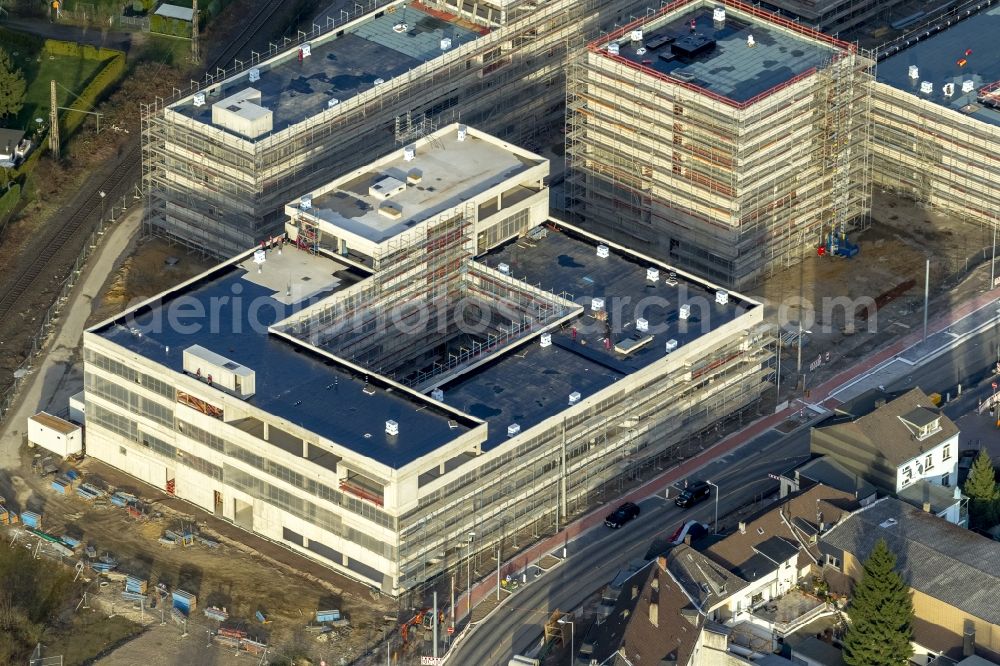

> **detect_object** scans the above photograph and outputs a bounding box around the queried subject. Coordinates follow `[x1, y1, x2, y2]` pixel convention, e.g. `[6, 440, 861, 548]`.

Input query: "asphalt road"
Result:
[451, 318, 1000, 666]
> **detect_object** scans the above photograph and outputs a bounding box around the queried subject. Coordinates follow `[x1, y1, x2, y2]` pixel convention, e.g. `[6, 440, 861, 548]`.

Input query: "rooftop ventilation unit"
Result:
[596, 244, 610, 258]
[608, 42, 620, 55]
[182, 345, 255, 398]
[248, 67, 260, 83]
[193, 92, 206, 107]
[679, 304, 691, 320]
[386, 419, 399, 436]
[378, 201, 403, 219]
[665, 339, 679, 352]
[498, 262, 511, 274]
[369, 175, 406, 200]
[636, 47, 647, 56]
[962, 79, 975, 93]
[407, 168, 423, 183]
[636, 318, 649, 333]
[630, 29, 643, 42]
[457, 124, 467, 141]
[440, 37, 452, 50]
[943, 82, 955, 97]
[404, 144, 416, 161]
[647, 267, 660, 282]
[568, 391, 581, 405]
[715, 290, 729, 305]
[591, 297, 605, 312]
[920, 81, 933, 94]
[746, 34, 755, 48]
[908, 65, 919, 79]
[507, 423, 521, 437]
[713, 6, 726, 22]
[540, 333, 552, 348]
[431, 388, 444, 402]
[300, 43, 312, 58]
[328, 98, 340, 109]
[373, 78, 386, 86]
[393, 22, 408, 33]
[299, 195, 312, 210]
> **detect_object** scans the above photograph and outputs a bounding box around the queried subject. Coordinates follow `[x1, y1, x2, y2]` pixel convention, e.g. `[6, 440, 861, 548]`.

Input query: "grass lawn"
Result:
[43, 609, 142, 666]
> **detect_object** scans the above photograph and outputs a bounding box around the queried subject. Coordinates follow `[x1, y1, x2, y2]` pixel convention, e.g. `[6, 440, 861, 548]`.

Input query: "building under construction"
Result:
[566, 0, 874, 289]
[869, 3, 1000, 238]
[86, 126, 772, 595]
[140, 0, 661, 257]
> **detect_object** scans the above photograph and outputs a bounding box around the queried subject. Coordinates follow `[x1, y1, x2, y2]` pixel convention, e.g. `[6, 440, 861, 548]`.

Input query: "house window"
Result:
[942, 474, 950, 488]
[925, 454, 934, 470]
[751, 592, 764, 605]
[943, 445, 951, 461]
[826, 554, 841, 570]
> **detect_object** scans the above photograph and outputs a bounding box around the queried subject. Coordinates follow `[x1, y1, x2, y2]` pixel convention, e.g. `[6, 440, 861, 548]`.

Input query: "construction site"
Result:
[140, 0, 665, 258]
[82, 125, 774, 601]
[565, 0, 874, 290]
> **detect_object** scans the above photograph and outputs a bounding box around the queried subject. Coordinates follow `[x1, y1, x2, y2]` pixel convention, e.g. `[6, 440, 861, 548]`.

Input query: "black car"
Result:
[675, 481, 711, 508]
[605, 502, 641, 528]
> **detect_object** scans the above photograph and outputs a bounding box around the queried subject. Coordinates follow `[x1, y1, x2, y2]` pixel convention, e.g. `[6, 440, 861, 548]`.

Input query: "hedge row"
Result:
[0, 184, 22, 225]
[0, 28, 42, 56]
[43, 39, 122, 62]
[150, 14, 192, 38]
[60, 51, 127, 140]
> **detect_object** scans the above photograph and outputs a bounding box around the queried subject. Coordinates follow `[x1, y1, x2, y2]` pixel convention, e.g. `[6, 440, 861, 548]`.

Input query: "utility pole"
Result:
[191, 0, 200, 63]
[922, 258, 930, 344]
[49, 80, 60, 159]
[432, 590, 438, 659]
[991, 221, 997, 289]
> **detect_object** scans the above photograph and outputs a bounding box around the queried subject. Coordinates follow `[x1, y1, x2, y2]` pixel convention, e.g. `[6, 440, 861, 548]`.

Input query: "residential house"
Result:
[810, 388, 964, 525]
[820, 497, 1000, 664]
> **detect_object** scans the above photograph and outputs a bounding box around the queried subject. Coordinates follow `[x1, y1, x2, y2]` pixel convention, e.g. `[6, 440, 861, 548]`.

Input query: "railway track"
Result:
[0, 0, 290, 325]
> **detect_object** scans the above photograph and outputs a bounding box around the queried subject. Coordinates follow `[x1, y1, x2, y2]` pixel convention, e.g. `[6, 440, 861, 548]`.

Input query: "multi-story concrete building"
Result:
[87, 126, 772, 596]
[565, 0, 873, 288]
[759, 0, 909, 35]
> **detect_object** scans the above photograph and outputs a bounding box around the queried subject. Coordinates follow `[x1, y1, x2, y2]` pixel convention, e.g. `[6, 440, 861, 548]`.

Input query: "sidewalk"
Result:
[453, 287, 1000, 624]
[0, 209, 140, 469]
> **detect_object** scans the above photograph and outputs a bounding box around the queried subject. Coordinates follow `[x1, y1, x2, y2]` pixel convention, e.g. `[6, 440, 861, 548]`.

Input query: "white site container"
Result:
[28, 412, 82, 457]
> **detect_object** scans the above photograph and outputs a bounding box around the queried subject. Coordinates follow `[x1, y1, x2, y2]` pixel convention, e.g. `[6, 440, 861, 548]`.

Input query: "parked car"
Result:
[605, 501, 641, 528]
[958, 449, 979, 485]
[675, 481, 711, 508]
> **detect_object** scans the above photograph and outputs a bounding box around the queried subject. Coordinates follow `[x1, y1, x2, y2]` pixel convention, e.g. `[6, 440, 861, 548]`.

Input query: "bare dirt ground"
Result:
[1, 450, 395, 666]
[752, 189, 995, 400]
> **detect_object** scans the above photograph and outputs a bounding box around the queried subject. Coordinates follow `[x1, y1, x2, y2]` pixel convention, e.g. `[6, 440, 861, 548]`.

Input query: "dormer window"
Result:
[899, 408, 942, 441]
[916, 419, 941, 440]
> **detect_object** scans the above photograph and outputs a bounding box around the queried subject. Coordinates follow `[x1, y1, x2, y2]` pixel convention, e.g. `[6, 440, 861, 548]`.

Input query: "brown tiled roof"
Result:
[704, 483, 858, 572]
[588, 560, 704, 666]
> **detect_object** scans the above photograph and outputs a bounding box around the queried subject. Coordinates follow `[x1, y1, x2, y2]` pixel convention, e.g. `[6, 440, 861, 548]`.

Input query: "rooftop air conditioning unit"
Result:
[299, 195, 312, 210]
[404, 144, 416, 161]
[647, 267, 660, 282]
[920, 81, 933, 94]
[608, 42, 620, 55]
[248, 67, 261, 83]
[507, 423, 521, 437]
[568, 391, 581, 405]
[679, 304, 691, 320]
[440, 37, 452, 50]
[596, 244, 610, 258]
[540, 333, 552, 348]
[328, 98, 340, 108]
[715, 290, 729, 305]
[713, 6, 726, 22]
[457, 124, 467, 141]
[498, 262, 511, 274]
[962, 80, 975, 93]
[431, 388, 444, 402]
[386, 419, 399, 436]
[193, 92, 206, 107]
[300, 43, 312, 58]
[665, 339, 679, 352]
[591, 297, 605, 312]
[636, 318, 649, 333]
[908, 65, 919, 79]
[630, 29, 643, 42]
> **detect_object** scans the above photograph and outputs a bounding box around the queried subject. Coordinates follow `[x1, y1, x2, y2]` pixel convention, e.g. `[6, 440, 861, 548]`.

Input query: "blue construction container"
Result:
[20, 511, 41, 529]
[172, 589, 196, 614]
[61, 535, 81, 549]
[316, 609, 341, 623]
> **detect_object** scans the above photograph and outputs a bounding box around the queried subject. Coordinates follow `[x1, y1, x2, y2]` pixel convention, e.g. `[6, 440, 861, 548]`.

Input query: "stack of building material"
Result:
[204, 606, 229, 622]
[125, 576, 148, 595]
[61, 535, 82, 551]
[51, 478, 69, 495]
[171, 607, 187, 625]
[109, 492, 130, 507]
[316, 609, 341, 623]
[121, 590, 149, 604]
[0, 505, 14, 525]
[241, 638, 267, 655]
[195, 534, 219, 548]
[77, 484, 104, 501]
[172, 589, 197, 615]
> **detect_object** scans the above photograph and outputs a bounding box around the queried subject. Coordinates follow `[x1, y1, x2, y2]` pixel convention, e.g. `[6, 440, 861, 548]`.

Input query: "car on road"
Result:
[605, 501, 641, 528]
[675, 481, 711, 508]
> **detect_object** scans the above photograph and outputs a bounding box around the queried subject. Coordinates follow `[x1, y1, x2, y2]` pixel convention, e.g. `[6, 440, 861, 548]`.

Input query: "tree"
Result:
[964, 449, 1000, 530]
[0, 48, 27, 121]
[843, 538, 914, 666]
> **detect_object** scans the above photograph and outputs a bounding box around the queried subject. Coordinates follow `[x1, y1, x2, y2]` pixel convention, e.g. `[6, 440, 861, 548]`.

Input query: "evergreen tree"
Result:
[964, 449, 1000, 530]
[0, 48, 26, 121]
[843, 538, 914, 666]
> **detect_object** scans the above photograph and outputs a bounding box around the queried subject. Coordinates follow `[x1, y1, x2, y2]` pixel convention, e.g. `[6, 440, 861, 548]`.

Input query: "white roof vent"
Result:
[665, 339, 678, 352]
[373, 77, 385, 86]
[457, 124, 467, 141]
[440, 37, 452, 50]
[404, 144, 416, 161]
[713, 6, 726, 22]
[630, 29, 643, 42]
[636, 318, 649, 333]
[715, 290, 729, 305]
[386, 419, 399, 436]
[568, 391, 581, 405]
[300, 43, 312, 58]
[596, 244, 610, 258]
[908, 65, 919, 79]
[591, 297, 605, 312]
[943, 82, 955, 97]
[540, 333, 552, 348]
[507, 423, 521, 437]
[879, 518, 898, 528]
[646, 267, 660, 282]
[920, 81, 933, 94]
[299, 195, 312, 210]
[962, 79, 975, 93]
[747, 34, 756, 48]
[431, 388, 444, 402]
[248, 67, 260, 83]
[679, 304, 691, 320]
[608, 42, 620, 55]
[193, 92, 206, 107]
[393, 22, 408, 33]
[636, 47, 647, 56]
[498, 262, 511, 275]
[327, 98, 340, 108]
[369, 176, 406, 200]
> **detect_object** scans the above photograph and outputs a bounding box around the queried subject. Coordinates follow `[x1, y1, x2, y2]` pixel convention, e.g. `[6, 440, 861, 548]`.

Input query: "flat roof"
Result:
[171, 5, 482, 137]
[31, 412, 80, 435]
[307, 130, 540, 243]
[595, 0, 845, 107]
[155, 4, 194, 21]
[443, 224, 753, 448]
[877, 5, 1000, 127]
[92, 249, 476, 468]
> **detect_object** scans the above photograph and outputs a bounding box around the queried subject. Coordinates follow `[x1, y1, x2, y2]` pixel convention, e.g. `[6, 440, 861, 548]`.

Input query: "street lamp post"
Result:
[706, 480, 719, 534]
[557, 616, 575, 666]
[465, 532, 475, 621]
[796, 325, 813, 392]
[99, 190, 106, 221]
